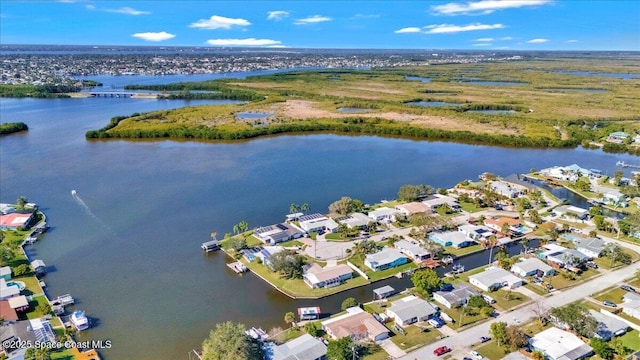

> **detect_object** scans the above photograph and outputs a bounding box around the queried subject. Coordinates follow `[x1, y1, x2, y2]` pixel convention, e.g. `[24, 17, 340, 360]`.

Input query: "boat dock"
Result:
[50, 294, 75, 315]
[226, 261, 248, 274]
[616, 161, 640, 169]
[201, 240, 220, 252]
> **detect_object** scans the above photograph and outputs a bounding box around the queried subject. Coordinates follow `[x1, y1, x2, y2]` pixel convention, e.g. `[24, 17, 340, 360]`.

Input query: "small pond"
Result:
[236, 112, 274, 120]
[555, 71, 640, 79]
[467, 109, 516, 114]
[337, 107, 373, 113]
[405, 76, 431, 82]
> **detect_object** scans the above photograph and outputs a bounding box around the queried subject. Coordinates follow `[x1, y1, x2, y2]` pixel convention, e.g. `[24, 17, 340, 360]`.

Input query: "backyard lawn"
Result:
[386, 323, 443, 351]
[594, 287, 628, 303]
[491, 289, 530, 311]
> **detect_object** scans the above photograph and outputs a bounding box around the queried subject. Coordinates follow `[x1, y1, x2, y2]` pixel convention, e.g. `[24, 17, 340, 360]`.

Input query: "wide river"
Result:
[0, 72, 637, 359]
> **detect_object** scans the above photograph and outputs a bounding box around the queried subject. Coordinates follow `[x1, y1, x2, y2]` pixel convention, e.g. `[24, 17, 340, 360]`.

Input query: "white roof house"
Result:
[395, 202, 431, 216]
[302, 263, 353, 289]
[368, 207, 399, 222]
[490, 181, 523, 199]
[0, 266, 11, 280]
[554, 205, 589, 220]
[457, 224, 493, 241]
[0, 278, 20, 300]
[298, 213, 339, 233]
[573, 237, 606, 258]
[338, 212, 371, 229]
[589, 310, 628, 341]
[394, 239, 429, 261]
[469, 267, 523, 292]
[528, 327, 593, 360]
[271, 333, 327, 360]
[253, 223, 305, 245]
[385, 295, 438, 327]
[364, 247, 409, 271]
[433, 284, 479, 309]
[422, 194, 460, 210]
[510, 258, 555, 278]
[623, 300, 640, 320]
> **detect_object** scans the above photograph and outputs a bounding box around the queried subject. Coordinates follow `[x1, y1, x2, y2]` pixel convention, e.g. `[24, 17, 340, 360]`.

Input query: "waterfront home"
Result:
[572, 237, 606, 258]
[428, 230, 476, 249]
[30, 259, 46, 276]
[321, 307, 389, 342]
[0, 278, 20, 300]
[483, 217, 528, 235]
[0, 212, 33, 230]
[0, 300, 18, 321]
[299, 214, 339, 233]
[367, 207, 399, 223]
[600, 188, 626, 206]
[0, 203, 15, 215]
[8, 295, 29, 312]
[433, 284, 479, 309]
[395, 202, 431, 217]
[255, 246, 286, 267]
[541, 245, 590, 267]
[337, 212, 371, 229]
[589, 310, 627, 341]
[394, 239, 430, 262]
[503, 174, 538, 192]
[607, 131, 630, 144]
[468, 267, 523, 292]
[457, 224, 493, 242]
[528, 327, 593, 360]
[302, 263, 353, 289]
[510, 257, 555, 278]
[385, 295, 438, 327]
[28, 318, 57, 344]
[270, 333, 327, 360]
[0, 266, 11, 281]
[422, 194, 460, 211]
[0, 321, 38, 356]
[364, 247, 409, 271]
[553, 205, 589, 220]
[253, 223, 304, 245]
[373, 285, 396, 300]
[489, 181, 523, 199]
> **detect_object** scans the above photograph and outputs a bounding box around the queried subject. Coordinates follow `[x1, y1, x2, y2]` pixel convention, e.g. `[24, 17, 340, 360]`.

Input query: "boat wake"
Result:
[71, 190, 116, 235]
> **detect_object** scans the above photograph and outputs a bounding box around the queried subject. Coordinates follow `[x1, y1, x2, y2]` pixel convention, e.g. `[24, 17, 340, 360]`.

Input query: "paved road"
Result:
[398, 238, 640, 360]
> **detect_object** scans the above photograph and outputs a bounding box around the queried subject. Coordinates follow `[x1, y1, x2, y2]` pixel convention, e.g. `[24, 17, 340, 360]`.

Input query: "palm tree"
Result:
[289, 203, 299, 214]
[501, 222, 511, 236]
[232, 223, 241, 235]
[284, 311, 296, 328]
[16, 196, 27, 211]
[483, 235, 498, 265]
[300, 203, 310, 214]
[210, 232, 218, 241]
[238, 221, 249, 234]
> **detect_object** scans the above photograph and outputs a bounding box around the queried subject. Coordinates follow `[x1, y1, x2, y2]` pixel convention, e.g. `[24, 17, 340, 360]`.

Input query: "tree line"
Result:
[0, 122, 28, 135]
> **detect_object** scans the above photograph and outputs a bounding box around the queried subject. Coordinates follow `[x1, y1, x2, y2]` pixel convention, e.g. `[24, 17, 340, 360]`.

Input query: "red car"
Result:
[433, 346, 452, 356]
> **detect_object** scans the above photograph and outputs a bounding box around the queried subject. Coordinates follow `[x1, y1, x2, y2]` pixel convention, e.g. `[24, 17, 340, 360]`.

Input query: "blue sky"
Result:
[1, 1, 638, 50]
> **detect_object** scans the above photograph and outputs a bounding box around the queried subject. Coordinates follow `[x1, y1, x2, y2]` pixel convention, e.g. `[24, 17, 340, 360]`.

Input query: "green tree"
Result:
[304, 322, 320, 337]
[13, 263, 31, 276]
[201, 321, 263, 360]
[602, 243, 630, 267]
[532, 350, 545, 360]
[37, 303, 52, 316]
[490, 321, 508, 347]
[329, 196, 361, 215]
[24, 347, 51, 360]
[483, 235, 499, 265]
[16, 196, 28, 211]
[289, 203, 300, 214]
[550, 303, 597, 338]
[505, 325, 527, 351]
[341, 297, 359, 310]
[495, 249, 514, 270]
[397, 184, 434, 202]
[300, 203, 310, 214]
[326, 337, 358, 360]
[528, 210, 542, 225]
[269, 251, 306, 279]
[614, 170, 624, 186]
[590, 338, 614, 360]
[231, 238, 247, 252]
[411, 268, 443, 295]
[284, 311, 296, 328]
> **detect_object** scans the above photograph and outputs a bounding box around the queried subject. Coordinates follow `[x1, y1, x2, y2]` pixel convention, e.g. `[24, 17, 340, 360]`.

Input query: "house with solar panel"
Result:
[298, 213, 339, 234]
[364, 247, 408, 271]
[253, 223, 305, 245]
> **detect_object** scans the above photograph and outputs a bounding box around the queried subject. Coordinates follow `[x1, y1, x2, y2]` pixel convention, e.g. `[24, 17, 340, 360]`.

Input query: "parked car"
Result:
[433, 346, 452, 356]
[428, 319, 441, 328]
[586, 262, 599, 269]
[603, 300, 617, 307]
[621, 285, 636, 293]
[470, 350, 483, 359]
[479, 336, 491, 343]
[482, 294, 496, 304]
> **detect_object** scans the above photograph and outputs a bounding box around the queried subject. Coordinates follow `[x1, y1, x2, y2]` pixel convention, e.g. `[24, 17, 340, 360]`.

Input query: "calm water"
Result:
[236, 111, 274, 120]
[405, 76, 431, 82]
[337, 107, 373, 113]
[462, 81, 526, 86]
[555, 71, 640, 79]
[1, 73, 639, 359]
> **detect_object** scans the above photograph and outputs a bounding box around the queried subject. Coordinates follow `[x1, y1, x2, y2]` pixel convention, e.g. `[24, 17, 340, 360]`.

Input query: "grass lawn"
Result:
[618, 329, 640, 354]
[524, 283, 550, 296]
[593, 248, 639, 270]
[245, 259, 370, 298]
[491, 289, 529, 312]
[547, 268, 600, 290]
[363, 349, 392, 360]
[594, 287, 627, 303]
[629, 278, 640, 288]
[443, 243, 484, 258]
[616, 311, 640, 327]
[14, 275, 45, 296]
[278, 239, 303, 247]
[25, 294, 50, 319]
[458, 201, 485, 213]
[51, 349, 75, 360]
[475, 340, 510, 360]
[364, 293, 411, 314]
[520, 319, 553, 338]
[270, 327, 303, 344]
[439, 305, 489, 330]
[387, 323, 443, 351]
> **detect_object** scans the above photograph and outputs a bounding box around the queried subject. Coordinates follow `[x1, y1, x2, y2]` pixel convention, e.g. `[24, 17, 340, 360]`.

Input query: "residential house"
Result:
[255, 246, 286, 267]
[395, 202, 431, 217]
[428, 231, 476, 248]
[0, 212, 33, 230]
[0, 203, 15, 215]
[607, 131, 630, 144]
[373, 285, 396, 300]
[573, 237, 606, 258]
[364, 248, 409, 271]
[510, 258, 555, 278]
[321, 307, 389, 342]
[554, 205, 589, 220]
[298, 214, 339, 234]
[394, 239, 429, 262]
[0, 321, 38, 357]
[0, 278, 20, 300]
[601, 188, 626, 206]
[0, 266, 11, 281]
[469, 267, 523, 292]
[367, 207, 399, 223]
[589, 310, 628, 341]
[303, 263, 353, 289]
[457, 224, 493, 242]
[0, 300, 18, 322]
[338, 212, 371, 229]
[271, 333, 327, 360]
[484, 217, 522, 235]
[30, 259, 46, 276]
[28, 318, 57, 344]
[623, 298, 640, 320]
[422, 194, 460, 211]
[385, 296, 438, 327]
[541, 245, 590, 267]
[8, 295, 29, 312]
[433, 284, 479, 309]
[490, 181, 523, 199]
[253, 223, 304, 245]
[528, 327, 593, 360]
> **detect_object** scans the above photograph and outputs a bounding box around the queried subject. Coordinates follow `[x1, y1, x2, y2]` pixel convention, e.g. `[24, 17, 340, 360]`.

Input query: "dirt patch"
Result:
[276, 100, 518, 135]
[559, 108, 620, 117]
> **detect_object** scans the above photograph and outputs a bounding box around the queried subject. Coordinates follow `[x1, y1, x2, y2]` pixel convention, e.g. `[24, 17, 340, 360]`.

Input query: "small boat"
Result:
[246, 327, 268, 341]
[226, 261, 248, 274]
[70, 310, 90, 331]
[71, 190, 77, 196]
[452, 263, 465, 274]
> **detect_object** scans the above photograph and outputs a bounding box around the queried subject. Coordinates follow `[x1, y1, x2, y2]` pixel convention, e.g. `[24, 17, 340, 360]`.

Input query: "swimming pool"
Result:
[6, 281, 25, 291]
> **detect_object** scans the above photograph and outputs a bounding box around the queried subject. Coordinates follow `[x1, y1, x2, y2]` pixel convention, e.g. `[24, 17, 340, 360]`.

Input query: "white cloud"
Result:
[472, 43, 492, 46]
[267, 11, 289, 21]
[132, 31, 175, 42]
[432, 0, 552, 16]
[566, 39, 578, 43]
[205, 38, 282, 46]
[474, 37, 494, 42]
[294, 15, 331, 25]
[350, 13, 381, 20]
[190, 15, 251, 30]
[85, 4, 95, 10]
[425, 23, 504, 33]
[394, 27, 422, 34]
[527, 38, 549, 43]
[500, 36, 513, 40]
[107, 7, 150, 16]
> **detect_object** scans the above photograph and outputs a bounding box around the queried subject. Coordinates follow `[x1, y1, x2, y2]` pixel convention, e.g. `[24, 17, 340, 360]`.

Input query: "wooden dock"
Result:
[617, 161, 640, 169]
[201, 240, 220, 252]
[226, 261, 248, 274]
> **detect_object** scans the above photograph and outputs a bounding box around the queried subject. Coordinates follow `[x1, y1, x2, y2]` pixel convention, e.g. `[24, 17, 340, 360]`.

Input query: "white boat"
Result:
[452, 263, 465, 274]
[71, 190, 77, 196]
[70, 310, 90, 331]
